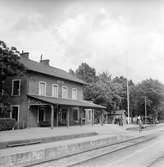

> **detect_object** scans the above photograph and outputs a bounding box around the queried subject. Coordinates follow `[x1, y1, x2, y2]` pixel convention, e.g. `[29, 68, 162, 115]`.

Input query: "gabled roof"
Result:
[28, 95, 106, 109]
[19, 57, 86, 85]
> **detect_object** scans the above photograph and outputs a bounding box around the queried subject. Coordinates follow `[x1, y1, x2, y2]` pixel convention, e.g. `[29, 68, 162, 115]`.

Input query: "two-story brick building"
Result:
[6, 52, 105, 129]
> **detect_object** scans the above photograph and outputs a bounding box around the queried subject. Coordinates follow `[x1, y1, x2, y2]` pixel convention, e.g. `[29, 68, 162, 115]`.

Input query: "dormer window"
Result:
[72, 88, 77, 100]
[62, 86, 68, 99]
[39, 81, 46, 96]
[52, 84, 58, 98]
[12, 79, 21, 96]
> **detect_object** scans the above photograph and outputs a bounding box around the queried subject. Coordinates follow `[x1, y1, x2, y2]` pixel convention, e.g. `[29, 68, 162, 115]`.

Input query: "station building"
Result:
[5, 52, 105, 129]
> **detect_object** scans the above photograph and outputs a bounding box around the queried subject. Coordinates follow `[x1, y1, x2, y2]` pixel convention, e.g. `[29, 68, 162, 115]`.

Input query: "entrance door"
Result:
[39, 108, 45, 122]
[59, 108, 67, 126]
[11, 106, 19, 122]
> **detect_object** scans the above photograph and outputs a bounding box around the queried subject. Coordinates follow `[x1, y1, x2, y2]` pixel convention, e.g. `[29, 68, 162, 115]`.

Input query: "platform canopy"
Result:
[28, 95, 106, 109]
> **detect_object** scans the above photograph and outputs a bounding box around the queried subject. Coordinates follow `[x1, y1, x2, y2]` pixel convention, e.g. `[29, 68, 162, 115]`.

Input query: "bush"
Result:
[39, 121, 50, 127]
[0, 118, 16, 131]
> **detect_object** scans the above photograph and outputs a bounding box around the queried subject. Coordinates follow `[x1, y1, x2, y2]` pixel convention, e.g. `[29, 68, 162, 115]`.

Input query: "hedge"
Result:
[0, 118, 16, 131]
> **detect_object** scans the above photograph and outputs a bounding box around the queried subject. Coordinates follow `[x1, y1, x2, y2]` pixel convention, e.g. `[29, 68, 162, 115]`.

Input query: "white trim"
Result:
[39, 81, 46, 96]
[72, 88, 77, 100]
[62, 86, 68, 99]
[11, 79, 21, 96]
[52, 84, 59, 98]
[11, 105, 20, 125]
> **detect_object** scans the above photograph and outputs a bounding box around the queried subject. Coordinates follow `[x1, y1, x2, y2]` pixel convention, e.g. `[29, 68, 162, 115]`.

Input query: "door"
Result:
[39, 108, 45, 122]
[11, 106, 19, 122]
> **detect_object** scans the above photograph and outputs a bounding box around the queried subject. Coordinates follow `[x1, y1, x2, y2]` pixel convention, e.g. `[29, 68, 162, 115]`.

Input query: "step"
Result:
[0, 134, 130, 167]
[0, 132, 97, 149]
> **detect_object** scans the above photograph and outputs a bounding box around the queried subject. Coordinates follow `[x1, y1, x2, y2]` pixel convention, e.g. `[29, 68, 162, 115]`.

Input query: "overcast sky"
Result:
[0, 0, 164, 83]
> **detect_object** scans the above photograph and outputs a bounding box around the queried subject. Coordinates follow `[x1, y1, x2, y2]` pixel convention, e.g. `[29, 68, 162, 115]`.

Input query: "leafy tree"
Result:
[71, 62, 164, 120]
[95, 72, 114, 111]
[0, 40, 25, 117]
[75, 62, 97, 83]
[111, 76, 128, 110]
[131, 79, 164, 119]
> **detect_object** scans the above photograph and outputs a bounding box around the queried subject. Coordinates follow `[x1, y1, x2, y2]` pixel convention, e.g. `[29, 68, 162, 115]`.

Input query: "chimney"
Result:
[20, 51, 29, 59]
[40, 59, 50, 66]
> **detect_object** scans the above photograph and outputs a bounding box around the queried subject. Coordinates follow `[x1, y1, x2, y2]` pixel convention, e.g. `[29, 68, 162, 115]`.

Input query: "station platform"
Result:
[0, 124, 162, 167]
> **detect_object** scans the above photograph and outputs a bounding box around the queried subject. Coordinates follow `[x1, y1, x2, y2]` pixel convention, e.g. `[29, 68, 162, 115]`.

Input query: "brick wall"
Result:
[5, 71, 85, 128]
[27, 71, 84, 100]
[6, 74, 28, 128]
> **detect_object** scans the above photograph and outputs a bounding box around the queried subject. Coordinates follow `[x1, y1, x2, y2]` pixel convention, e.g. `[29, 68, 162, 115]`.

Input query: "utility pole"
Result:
[144, 96, 147, 124]
[127, 78, 130, 124]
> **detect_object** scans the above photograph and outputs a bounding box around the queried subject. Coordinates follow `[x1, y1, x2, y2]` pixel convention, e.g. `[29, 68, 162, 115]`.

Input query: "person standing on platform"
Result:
[138, 115, 142, 133]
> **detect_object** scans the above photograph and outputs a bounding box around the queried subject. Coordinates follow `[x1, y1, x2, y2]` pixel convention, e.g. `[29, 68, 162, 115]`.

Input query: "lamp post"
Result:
[144, 96, 147, 124]
[127, 78, 130, 124]
[126, 52, 130, 124]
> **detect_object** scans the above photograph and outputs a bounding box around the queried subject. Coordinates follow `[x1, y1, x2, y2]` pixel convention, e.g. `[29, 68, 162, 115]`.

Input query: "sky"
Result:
[0, 0, 164, 83]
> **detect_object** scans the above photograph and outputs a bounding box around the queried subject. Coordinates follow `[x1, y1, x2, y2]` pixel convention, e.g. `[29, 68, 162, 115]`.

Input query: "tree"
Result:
[72, 62, 164, 120]
[0, 40, 25, 117]
[131, 79, 164, 119]
[111, 76, 128, 110]
[75, 62, 97, 83]
[95, 72, 114, 111]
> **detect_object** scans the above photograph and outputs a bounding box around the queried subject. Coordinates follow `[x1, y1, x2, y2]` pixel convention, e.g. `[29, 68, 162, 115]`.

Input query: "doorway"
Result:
[11, 105, 19, 123]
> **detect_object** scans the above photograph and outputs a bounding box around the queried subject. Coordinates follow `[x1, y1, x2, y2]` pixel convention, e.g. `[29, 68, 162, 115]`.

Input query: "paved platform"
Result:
[0, 124, 136, 143]
[0, 123, 163, 144]
[0, 124, 163, 167]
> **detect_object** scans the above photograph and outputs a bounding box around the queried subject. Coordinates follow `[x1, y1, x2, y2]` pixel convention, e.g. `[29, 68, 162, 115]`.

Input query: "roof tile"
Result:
[19, 57, 86, 85]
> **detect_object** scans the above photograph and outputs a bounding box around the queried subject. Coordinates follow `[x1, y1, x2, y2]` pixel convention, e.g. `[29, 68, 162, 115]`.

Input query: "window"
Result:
[62, 86, 68, 99]
[11, 105, 19, 123]
[52, 84, 58, 98]
[72, 88, 77, 100]
[39, 81, 46, 96]
[12, 79, 21, 96]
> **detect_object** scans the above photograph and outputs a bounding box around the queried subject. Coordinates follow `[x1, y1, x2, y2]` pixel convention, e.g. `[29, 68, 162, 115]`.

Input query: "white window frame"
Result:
[10, 105, 20, 125]
[39, 81, 46, 96]
[52, 84, 59, 98]
[11, 79, 21, 96]
[62, 86, 68, 99]
[72, 88, 77, 100]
